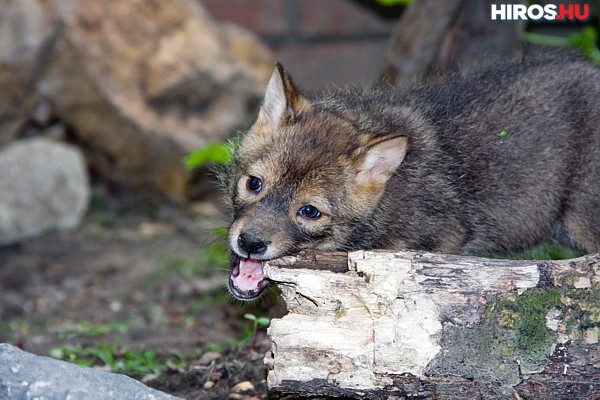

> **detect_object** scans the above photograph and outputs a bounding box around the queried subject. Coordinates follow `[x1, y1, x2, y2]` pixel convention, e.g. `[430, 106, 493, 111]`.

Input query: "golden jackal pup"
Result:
[224, 61, 600, 300]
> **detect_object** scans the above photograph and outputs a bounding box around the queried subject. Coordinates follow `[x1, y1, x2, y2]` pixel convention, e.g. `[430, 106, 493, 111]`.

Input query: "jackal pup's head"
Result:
[227, 65, 408, 300]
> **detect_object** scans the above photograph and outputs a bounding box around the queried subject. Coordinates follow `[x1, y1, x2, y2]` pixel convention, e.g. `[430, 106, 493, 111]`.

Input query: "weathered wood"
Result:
[264, 250, 600, 399]
[267, 250, 348, 272]
[381, 0, 524, 88]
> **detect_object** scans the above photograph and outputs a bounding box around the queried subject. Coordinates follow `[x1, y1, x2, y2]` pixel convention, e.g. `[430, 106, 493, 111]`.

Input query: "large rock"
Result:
[0, 0, 56, 145]
[0, 0, 274, 200]
[0, 344, 181, 400]
[0, 138, 90, 245]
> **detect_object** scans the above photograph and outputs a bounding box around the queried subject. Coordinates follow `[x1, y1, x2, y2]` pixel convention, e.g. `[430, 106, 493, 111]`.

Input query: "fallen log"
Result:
[263, 250, 600, 399]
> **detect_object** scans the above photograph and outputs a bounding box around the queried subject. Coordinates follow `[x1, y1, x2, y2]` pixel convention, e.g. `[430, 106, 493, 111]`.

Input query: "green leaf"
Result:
[498, 130, 507, 138]
[568, 26, 600, 64]
[203, 342, 223, 353]
[523, 27, 600, 65]
[256, 317, 270, 326]
[211, 226, 229, 239]
[375, 0, 412, 6]
[244, 313, 258, 322]
[184, 142, 233, 170]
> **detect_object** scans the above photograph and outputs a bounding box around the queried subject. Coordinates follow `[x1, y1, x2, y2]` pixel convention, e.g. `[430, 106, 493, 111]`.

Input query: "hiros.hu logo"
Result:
[491, 4, 590, 21]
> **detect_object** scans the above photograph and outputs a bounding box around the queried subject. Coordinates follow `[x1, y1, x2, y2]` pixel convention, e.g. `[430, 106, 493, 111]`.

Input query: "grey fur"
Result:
[228, 59, 600, 260]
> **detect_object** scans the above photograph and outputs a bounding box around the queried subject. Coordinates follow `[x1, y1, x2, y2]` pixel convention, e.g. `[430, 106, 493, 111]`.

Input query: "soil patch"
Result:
[0, 189, 293, 398]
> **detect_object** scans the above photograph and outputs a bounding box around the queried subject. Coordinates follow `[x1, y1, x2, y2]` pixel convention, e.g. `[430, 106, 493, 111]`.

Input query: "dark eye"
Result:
[298, 204, 321, 219]
[246, 176, 262, 193]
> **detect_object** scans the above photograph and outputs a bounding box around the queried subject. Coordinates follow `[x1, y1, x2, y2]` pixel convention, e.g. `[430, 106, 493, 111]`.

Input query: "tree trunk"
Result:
[264, 250, 600, 399]
[381, 0, 525, 88]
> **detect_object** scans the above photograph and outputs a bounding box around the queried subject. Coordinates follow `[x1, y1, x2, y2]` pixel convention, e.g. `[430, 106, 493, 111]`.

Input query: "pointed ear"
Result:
[257, 63, 309, 125]
[356, 136, 408, 186]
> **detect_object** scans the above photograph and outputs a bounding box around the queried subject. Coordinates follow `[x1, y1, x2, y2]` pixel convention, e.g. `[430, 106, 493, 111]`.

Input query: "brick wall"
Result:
[202, 0, 599, 89]
[202, 0, 404, 89]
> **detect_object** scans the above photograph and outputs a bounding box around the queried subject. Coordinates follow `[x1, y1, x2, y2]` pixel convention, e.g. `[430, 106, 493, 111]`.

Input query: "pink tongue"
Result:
[231, 258, 264, 292]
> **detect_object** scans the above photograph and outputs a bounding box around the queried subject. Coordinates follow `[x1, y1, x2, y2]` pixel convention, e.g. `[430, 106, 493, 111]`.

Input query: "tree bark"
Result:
[381, 0, 525, 88]
[264, 250, 600, 399]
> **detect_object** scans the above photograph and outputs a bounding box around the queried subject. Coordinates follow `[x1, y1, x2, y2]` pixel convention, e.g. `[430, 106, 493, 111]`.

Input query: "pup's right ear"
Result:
[257, 64, 310, 125]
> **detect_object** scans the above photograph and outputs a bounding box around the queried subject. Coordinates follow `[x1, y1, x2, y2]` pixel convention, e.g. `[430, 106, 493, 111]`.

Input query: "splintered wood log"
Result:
[263, 250, 600, 399]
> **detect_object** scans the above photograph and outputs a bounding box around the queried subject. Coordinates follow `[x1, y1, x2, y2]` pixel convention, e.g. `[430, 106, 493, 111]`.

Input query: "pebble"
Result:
[198, 351, 221, 365]
[203, 380, 215, 390]
[231, 380, 254, 392]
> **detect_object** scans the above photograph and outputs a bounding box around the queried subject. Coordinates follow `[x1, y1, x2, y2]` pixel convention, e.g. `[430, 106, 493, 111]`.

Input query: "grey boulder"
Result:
[0, 344, 181, 400]
[0, 138, 90, 246]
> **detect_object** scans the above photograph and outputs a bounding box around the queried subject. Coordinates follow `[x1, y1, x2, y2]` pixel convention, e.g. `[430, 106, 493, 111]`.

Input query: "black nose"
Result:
[237, 231, 268, 256]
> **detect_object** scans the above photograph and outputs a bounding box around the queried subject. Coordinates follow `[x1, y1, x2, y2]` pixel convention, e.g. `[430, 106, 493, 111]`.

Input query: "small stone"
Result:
[231, 380, 255, 392]
[203, 380, 215, 390]
[138, 222, 173, 237]
[191, 201, 221, 218]
[198, 351, 221, 365]
[210, 371, 223, 382]
[110, 301, 123, 313]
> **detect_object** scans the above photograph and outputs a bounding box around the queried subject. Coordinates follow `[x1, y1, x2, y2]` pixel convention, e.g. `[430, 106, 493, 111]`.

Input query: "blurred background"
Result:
[0, 0, 598, 398]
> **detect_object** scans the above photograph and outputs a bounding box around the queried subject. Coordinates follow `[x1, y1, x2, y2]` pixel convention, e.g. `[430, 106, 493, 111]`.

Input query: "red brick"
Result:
[202, 0, 288, 36]
[297, 0, 395, 37]
[275, 40, 388, 89]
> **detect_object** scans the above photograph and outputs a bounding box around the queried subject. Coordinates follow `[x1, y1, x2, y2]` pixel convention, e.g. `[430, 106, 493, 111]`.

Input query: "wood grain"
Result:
[264, 250, 600, 399]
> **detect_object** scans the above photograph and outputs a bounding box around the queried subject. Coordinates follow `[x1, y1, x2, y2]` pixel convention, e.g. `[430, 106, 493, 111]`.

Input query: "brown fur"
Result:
[225, 59, 600, 262]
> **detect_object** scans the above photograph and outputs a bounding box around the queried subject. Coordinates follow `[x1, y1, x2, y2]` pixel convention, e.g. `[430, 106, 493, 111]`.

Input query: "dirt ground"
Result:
[0, 187, 309, 399]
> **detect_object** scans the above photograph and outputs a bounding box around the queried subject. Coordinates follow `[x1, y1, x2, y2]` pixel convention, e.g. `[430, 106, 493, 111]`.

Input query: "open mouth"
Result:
[228, 254, 271, 300]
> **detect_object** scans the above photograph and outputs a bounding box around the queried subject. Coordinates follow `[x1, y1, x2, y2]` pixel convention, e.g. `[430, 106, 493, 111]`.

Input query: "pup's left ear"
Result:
[356, 135, 408, 186]
[257, 63, 310, 125]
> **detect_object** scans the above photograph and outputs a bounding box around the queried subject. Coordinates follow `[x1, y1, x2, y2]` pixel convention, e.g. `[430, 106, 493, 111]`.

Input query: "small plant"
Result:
[58, 321, 129, 339]
[89, 191, 114, 227]
[184, 142, 233, 170]
[50, 343, 186, 377]
[203, 227, 230, 271]
[203, 342, 224, 354]
[211, 226, 229, 239]
[51, 321, 188, 376]
[523, 26, 600, 65]
[136, 251, 223, 292]
[505, 243, 582, 260]
[568, 26, 600, 64]
[243, 313, 270, 350]
[375, 0, 412, 6]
